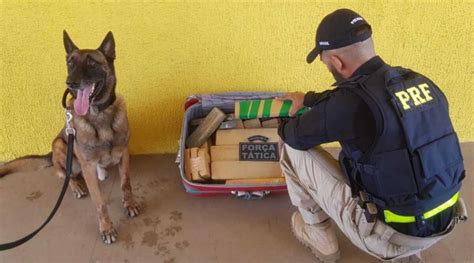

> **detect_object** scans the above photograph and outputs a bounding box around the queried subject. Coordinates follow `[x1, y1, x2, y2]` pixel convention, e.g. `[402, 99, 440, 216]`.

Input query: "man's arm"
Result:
[277, 99, 328, 150]
[303, 91, 332, 108]
[276, 91, 333, 116]
[277, 89, 360, 150]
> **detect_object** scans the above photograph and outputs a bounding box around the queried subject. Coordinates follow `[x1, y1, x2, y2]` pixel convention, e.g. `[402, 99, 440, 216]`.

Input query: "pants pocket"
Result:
[363, 234, 412, 260]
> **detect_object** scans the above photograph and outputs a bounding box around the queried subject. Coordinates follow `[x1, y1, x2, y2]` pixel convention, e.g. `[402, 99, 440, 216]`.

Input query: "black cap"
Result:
[306, 9, 372, 64]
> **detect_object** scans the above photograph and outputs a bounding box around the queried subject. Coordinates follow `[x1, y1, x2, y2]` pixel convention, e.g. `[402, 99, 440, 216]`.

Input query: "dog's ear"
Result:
[63, 30, 78, 54]
[98, 31, 115, 61]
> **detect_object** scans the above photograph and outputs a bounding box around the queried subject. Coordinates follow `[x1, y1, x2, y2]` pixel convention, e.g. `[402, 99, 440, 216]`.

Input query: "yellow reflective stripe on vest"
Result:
[423, 192, 459, 219]
[384, 210, 416, 223]
[384, 192, 459, 223]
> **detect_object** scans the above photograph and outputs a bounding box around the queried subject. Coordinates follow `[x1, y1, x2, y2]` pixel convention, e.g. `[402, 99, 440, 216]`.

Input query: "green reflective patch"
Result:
[248, 100, 261, 119]
[239, 101, 251, 119]
[262, 99, 273, 118]
[279, 100, 292, 117]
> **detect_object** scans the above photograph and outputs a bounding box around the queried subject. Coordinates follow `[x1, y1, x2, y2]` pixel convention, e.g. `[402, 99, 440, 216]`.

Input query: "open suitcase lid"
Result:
[176, 92, 288, 197]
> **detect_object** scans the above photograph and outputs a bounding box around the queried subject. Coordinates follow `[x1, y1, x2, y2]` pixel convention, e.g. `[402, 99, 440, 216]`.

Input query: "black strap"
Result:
[0, 129, 74, 250]
[97, 92, 116, 112]
[62, 89, 70, 109]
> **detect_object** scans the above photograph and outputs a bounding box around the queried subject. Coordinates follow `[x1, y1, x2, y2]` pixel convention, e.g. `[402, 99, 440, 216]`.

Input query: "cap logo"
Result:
[350, 17, 364, 24]
[319, 41, 330, 46]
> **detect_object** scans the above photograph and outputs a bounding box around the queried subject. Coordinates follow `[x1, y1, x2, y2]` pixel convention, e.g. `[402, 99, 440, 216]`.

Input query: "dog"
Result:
[0, 31, 140, 244]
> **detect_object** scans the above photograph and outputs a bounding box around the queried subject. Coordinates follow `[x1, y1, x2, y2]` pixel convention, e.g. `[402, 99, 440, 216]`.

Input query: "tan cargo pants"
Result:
[280, 144, 456, 261]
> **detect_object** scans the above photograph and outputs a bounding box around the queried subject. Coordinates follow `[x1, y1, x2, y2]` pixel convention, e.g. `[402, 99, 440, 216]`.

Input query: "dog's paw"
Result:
[100, 228, 118, 244]
[124, 199, 141, 217]
[73, 189, 87, 199]
[70, 181, 88, 199]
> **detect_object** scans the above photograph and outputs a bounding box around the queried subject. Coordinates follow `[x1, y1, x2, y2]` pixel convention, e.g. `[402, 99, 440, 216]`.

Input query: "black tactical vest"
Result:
[338, 65, 465, 217]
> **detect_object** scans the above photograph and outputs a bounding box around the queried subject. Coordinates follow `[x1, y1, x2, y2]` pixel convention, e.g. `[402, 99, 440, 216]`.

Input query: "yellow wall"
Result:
[0, 0, 473, 160]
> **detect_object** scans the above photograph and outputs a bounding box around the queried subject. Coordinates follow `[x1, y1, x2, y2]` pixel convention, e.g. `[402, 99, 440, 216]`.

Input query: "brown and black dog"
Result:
[0, 31, 140, 244]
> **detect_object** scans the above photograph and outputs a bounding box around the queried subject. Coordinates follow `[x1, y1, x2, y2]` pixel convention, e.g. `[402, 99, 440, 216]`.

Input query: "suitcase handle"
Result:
[231, 191, 270, 200]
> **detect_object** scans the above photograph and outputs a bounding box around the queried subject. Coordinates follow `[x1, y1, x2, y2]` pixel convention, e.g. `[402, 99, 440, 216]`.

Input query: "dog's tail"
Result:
[0, 153, 53, 178]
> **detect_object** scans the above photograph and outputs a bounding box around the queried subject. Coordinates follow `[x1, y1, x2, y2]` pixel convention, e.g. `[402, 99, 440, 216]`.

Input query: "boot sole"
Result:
[291, 217, 341, 263]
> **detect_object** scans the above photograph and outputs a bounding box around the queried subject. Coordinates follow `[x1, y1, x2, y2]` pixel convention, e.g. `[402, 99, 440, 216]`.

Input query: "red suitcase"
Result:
[176, 92, 288, 199]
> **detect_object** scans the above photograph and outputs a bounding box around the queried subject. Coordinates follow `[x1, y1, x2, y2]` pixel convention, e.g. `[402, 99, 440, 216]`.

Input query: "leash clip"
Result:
[65, 109, 76, 136]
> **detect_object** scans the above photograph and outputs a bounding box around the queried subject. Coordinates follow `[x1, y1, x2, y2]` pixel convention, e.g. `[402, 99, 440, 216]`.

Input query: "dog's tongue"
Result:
[74, 85, 93, 116]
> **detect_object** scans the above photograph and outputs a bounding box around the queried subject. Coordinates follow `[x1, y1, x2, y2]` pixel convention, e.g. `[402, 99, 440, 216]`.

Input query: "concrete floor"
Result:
[0, 144, 473, 263]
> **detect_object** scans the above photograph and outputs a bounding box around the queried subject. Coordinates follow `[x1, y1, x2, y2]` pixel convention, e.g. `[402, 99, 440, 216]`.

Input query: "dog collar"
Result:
[96, 92, 116, 112]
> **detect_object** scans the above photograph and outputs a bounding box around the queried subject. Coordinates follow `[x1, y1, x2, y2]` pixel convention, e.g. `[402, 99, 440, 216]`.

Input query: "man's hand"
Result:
[276, 92, 305, 116]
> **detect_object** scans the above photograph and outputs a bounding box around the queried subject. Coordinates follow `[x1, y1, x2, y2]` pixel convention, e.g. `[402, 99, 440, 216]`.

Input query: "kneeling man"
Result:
[278, 9, 467, 263]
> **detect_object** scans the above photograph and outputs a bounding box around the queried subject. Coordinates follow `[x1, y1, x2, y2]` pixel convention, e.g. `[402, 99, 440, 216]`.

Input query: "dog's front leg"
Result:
[118, 147, 140, 217]
[81, 161, 117, 244]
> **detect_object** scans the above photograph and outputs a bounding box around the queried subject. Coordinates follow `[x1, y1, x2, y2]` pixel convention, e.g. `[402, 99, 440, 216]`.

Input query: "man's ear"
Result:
[63, 30, 78, 54]
[328, 54, 344, 72]
[98, 31, 115, 60]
